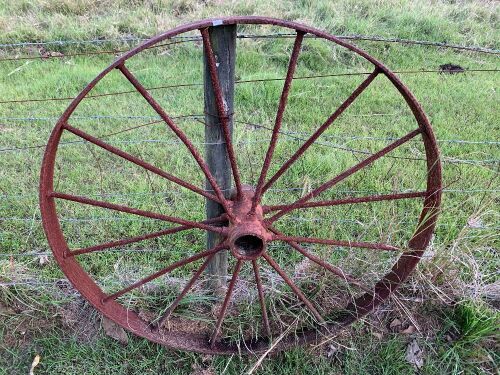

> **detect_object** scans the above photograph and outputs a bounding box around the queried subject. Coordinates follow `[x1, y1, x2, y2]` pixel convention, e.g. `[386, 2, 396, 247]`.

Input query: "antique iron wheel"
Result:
[40, 16, 442, 354]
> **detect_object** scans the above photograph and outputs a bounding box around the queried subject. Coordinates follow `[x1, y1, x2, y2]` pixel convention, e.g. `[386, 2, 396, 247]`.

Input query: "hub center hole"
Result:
[234, 235, 264, 256]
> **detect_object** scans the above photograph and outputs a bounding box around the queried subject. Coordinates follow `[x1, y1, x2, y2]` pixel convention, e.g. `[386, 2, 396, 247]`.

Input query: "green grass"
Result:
[2, 300, 496, 374]
[1, 0, 499, 374]
[437, 302, 499, 374]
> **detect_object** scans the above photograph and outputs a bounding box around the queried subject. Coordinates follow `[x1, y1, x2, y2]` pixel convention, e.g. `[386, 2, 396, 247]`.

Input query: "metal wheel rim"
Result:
[40, 16, 442, 354]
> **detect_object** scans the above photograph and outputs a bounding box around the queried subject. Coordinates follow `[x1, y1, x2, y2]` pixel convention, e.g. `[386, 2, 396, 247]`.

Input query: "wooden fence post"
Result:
[203, 24, 236, 293]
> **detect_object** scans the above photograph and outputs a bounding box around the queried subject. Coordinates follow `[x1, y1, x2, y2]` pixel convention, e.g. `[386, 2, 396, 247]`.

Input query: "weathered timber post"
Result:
[203, 25, 236, 293]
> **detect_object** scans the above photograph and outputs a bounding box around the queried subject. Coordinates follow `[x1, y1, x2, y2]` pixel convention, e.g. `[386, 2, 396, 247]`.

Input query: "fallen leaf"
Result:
[401, 325, 416, 334]
[201, 354, 213, 363]
[326, 343, 338, 358]
[406, 339, 424, 369]
[467, 216, 484, 228]
[0, 124, 14, 132]
[389, 318, 402, 329]
[301, 176, 312, 197]
[102, 316, 128, 345]
[294, 257, 312, 278]
[0, 301, 15, 315]
[38, 254, 50, 266]
[40, 49, 65, 59]
[29, 354, 41, 375]
[372, 331, 383, 339]
[190, 363, 216, 375]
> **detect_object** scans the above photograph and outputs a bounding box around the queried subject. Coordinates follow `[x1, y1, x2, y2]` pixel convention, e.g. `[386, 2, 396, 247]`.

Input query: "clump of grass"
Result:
[438, 301, 499, 374]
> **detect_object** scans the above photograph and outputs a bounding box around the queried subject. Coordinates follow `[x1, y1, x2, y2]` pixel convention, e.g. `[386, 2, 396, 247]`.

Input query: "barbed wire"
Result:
[236, 119, 500, 165]
[1, 32, 498, 54]
[0, 81, 202, 104]
[0, 137, 277, 153]
[1, 110, 499, 166]
[1, 68, 498, 105]
[0, 36, 148, 48]
[0, 280, 68, 287]
[3, 258, 497, 289]
[0, 38, 198, 62]
[0, 34, 209, 49]
[0, 114, 198, 121]
[241, 33, 500, 55]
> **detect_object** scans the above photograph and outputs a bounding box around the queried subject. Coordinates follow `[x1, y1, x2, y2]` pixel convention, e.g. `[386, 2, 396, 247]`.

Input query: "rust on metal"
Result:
[117, 63, 235, 220]
[156, 254, 218, 328]
[227, 186, 271, 261]
[200, 27, 243, 198]
[262, 68, 380, 194]
[252, 259, 272, 336]
[210, 259, 243, 347]
[103, 244, 227, 302]
[263, 191, 427, 213]
[251, 30, 305, 212]
[69, 215, 227, 257]
[40, 16, 442, 354]
[268, 226, 371, 293]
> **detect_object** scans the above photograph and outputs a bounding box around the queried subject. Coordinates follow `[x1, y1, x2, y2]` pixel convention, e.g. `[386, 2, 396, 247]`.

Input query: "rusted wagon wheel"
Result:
[40, 17, 442, 354]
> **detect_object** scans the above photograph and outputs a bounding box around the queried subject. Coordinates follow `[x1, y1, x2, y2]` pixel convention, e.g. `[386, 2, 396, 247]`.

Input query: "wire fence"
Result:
[2, 213, 498, 262]
[1, 32, 499, 54]
[1, 114, 500, 145]
[1, 113, 498, 167]
[0, 38, 196, 62]
[1, 69, 498, 105]
[1, 188, 498, 203]
[1, 33, 498, 290]
[2, 230, 498, 261]
[0, 117, 500, 145]
[1, 139, 497, 166]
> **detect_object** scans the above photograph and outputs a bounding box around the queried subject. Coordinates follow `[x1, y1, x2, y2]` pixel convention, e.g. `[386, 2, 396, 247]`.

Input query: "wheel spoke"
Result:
[62, 124, 219, 203]
[271, 234, 399, 252]
[51, 192, 227, 235]
[262, 253, 324, 323]
[264, 191, 427, 213]
[156, 254, 216, 328]
[103, 244, 226, 302]
[252, 31, 305, 211]
[67, 215, 226, 257]
[262, 68, 380, 194]
[267, 128, 421, 223]
[252, 260, 272, 336]
[200, 27, 243, 198]
[268, 226, 371, 293]
[210, 260, 243, 348]
[117, 63, 234, 218]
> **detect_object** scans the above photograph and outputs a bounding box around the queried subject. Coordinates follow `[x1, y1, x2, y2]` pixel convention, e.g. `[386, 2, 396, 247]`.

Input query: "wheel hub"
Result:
[227, 185, 271, 260]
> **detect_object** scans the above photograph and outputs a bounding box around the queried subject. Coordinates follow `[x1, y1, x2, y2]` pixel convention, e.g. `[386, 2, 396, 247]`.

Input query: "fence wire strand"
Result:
[1, 32, 498, 54]
[0, 69, 498, 105]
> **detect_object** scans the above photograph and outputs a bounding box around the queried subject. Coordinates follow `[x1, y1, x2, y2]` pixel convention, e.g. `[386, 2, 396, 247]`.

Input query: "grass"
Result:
[438, 302, 499, 374]
[1, 0, 499, 374]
